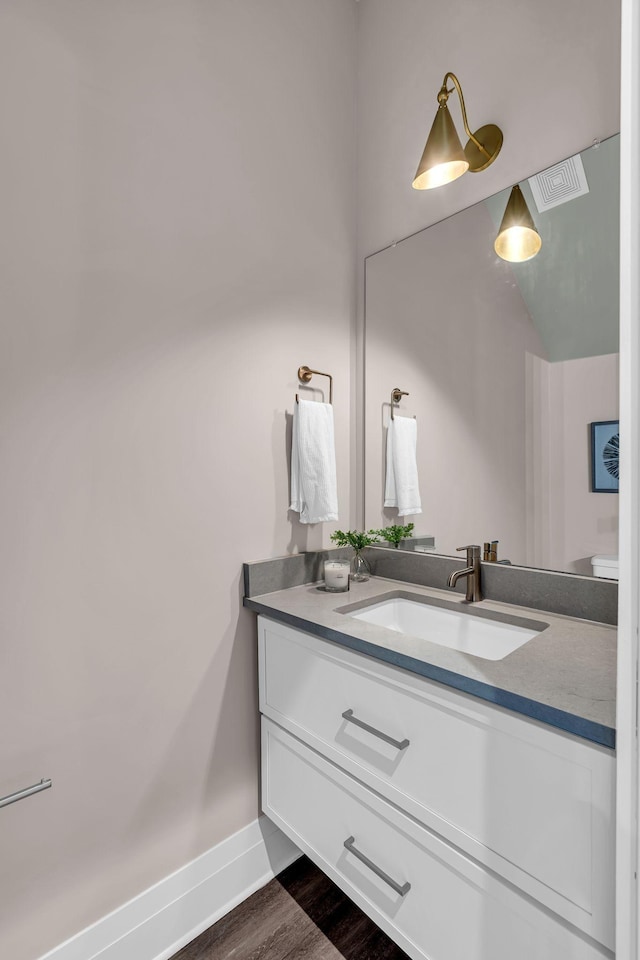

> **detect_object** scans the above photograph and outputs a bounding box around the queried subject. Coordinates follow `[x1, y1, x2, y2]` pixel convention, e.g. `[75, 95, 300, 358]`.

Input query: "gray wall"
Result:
[0, 3, 356, 958]
[484, 136, 620, 362]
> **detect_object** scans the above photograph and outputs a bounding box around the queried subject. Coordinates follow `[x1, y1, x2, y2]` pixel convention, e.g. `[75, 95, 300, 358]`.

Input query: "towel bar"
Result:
[296, 365, 333, 404]
[0, 778, 52, 809]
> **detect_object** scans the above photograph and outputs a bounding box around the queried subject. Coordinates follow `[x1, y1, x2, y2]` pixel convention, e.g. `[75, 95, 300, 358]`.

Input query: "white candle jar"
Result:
[324, 559, 350, 592]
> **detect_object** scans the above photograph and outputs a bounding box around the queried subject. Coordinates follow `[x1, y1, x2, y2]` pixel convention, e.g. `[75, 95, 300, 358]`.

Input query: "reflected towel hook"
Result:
[296, 365, 333, 404]
[390, 387, 414, 420]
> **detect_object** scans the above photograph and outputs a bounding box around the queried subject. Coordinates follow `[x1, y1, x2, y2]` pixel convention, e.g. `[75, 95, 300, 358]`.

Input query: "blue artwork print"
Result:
[591, 420, 619, 493]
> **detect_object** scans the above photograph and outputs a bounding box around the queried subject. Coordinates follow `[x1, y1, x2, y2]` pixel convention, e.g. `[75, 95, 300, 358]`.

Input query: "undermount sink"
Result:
[338, 591, 548, 661]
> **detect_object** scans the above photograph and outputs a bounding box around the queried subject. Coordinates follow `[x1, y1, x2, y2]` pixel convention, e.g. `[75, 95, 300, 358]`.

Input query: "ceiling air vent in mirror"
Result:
[528, 153, 589, 213]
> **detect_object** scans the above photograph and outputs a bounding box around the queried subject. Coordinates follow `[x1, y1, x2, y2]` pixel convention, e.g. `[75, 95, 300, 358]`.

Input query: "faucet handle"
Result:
[456, 545, 481, 561]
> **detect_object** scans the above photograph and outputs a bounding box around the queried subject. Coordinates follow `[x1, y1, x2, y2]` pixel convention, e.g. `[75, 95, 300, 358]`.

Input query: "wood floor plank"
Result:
[171, 881, 303, 960]
[171, 856, 410, 960]
[283, 893, 410, 960]
[280, 925, 345, 960]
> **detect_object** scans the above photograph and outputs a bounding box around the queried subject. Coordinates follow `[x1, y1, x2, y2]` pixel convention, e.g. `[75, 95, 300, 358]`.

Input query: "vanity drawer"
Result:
[258, 616, 615, 948]
[263, 719, 609, 960]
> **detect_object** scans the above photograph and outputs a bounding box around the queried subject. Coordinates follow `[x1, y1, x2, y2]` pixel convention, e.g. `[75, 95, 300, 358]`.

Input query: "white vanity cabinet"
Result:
[258, 615, 615, 960]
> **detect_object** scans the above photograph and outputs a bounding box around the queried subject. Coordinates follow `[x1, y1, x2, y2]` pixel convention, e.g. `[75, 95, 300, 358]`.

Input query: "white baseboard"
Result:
[38, 816, 301, 960]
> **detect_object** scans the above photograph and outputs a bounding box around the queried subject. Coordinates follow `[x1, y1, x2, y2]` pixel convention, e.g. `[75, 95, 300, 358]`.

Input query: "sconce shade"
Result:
[494, 184, 542, 262]
[412, 103, 469, 190]
[412, 72, 502, 191]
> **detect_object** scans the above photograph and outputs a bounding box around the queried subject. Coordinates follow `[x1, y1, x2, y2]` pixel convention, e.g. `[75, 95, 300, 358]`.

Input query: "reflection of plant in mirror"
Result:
[330, 529, 380, 582]
[374, 523, 415, 549]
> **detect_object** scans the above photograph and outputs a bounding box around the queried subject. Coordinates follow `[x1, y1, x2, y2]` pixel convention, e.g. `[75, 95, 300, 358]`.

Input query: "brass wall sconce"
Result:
[412, 72, 503, 190]
[494, 184, 542, 262]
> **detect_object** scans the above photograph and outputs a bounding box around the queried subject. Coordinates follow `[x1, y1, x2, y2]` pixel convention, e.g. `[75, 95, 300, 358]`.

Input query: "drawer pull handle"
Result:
[344, 836, 411, 896]
[341, 709, 410, 750]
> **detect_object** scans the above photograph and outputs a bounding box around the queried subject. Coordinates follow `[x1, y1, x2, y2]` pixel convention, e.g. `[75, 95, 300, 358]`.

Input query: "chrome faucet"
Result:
[447, 545, 483, 602]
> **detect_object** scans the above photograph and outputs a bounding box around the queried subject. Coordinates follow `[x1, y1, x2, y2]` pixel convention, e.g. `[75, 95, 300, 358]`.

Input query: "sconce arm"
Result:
[439, 72, 492, 161]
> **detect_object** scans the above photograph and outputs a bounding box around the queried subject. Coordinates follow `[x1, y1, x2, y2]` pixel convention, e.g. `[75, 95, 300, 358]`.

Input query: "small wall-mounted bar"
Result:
[296, 365, 333, 404]
[390, 387, 409, 420]
[0, 778, 52, 810]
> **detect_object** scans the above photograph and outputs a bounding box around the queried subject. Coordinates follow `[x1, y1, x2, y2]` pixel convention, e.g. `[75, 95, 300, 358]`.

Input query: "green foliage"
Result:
[373, 522, 415, 548]
[330, 529, 380, 552]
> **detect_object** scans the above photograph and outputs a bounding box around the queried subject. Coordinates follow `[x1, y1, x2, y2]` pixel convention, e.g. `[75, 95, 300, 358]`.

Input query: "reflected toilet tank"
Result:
[591, 554, 619, 580]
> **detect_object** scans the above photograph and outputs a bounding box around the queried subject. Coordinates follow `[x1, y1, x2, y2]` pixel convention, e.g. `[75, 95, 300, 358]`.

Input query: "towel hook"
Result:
[390, 387, 409, 420]
[296, 365, 333, 405]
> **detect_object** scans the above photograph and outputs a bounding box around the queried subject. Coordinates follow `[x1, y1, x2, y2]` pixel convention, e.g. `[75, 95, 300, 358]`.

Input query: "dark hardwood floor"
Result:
[171, 855, 410, 960]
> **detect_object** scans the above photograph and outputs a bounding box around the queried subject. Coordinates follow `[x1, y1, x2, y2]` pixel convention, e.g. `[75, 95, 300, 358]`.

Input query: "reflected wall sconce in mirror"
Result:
[412, 72, 503, 190]
[494, 184, 542, 262]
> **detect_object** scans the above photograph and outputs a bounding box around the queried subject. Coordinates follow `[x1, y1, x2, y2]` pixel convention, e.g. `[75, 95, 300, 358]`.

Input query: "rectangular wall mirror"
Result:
[364, 134, 619, 577]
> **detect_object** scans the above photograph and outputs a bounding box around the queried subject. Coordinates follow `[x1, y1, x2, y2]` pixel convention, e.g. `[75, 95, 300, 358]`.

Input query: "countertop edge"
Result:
[244, 596, 616, 751]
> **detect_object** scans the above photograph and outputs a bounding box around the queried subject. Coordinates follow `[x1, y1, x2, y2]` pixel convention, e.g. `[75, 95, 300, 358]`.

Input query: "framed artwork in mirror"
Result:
[591, 420, 620, 493]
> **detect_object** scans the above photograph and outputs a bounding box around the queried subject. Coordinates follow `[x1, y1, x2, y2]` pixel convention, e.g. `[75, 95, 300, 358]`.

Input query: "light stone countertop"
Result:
[244, 575, 616, 749]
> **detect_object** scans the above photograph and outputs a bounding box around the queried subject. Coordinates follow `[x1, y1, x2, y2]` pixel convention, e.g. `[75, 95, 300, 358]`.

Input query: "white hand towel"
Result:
[290, 399, 339, 524]
[384, 416, 422, 517]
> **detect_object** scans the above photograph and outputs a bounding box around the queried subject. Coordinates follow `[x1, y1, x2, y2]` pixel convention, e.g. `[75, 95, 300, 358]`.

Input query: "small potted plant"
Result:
[329, 529, 380, 581]
[373, 522, 415, 549]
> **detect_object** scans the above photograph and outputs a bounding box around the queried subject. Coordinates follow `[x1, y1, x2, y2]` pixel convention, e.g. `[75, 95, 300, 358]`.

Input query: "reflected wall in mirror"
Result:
[364, 135, 619, 576]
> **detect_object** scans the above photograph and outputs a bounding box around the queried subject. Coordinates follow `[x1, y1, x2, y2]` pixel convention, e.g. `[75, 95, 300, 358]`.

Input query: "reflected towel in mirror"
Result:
[290, 399, 339, 523]
[384, 416, 422, 516]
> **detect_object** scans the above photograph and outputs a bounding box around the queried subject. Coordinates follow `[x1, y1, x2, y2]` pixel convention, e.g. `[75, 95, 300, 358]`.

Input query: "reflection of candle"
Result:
[324, 560, 350, 592]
